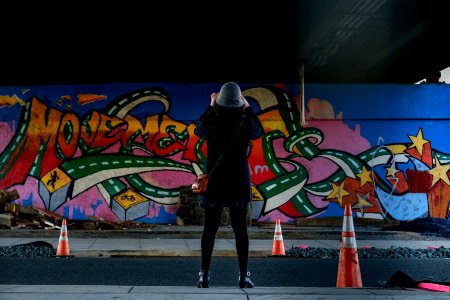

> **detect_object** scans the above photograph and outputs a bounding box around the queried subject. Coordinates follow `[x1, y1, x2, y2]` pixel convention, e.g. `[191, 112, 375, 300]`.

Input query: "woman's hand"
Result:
[210, 92, 219, 106]
[241, 95, 250, 108]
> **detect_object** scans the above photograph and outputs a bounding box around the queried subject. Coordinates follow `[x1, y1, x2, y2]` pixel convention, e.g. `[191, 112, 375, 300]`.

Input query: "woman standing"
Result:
[194, 82, 264, 288]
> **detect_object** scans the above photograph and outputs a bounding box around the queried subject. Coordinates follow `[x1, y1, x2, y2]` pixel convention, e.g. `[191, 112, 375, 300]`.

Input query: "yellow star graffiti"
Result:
[428, 156, 450, 187]
[357, 166, 372, 187]
[407, 128, 429, 156]
[327, 181, 350, 206]
[385, 161, 399, 178]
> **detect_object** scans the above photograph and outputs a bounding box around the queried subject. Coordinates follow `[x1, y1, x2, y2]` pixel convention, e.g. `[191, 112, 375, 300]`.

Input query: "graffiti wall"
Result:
[0, 83, 449, 224]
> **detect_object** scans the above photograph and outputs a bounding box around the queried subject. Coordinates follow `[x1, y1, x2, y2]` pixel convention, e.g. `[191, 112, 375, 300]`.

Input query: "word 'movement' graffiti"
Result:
[0, 85, 449, 223]
[0, 89, 199, 220]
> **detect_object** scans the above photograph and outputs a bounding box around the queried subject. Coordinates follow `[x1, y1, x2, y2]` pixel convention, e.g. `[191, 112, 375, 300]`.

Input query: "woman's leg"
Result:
[201, 206, 223, 273]
[229, 207, 249, 274]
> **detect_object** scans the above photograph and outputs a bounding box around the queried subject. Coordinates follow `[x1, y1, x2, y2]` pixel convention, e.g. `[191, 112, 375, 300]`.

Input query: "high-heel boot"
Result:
[239, 271, 254, 288]
[197, 270, 210, 288]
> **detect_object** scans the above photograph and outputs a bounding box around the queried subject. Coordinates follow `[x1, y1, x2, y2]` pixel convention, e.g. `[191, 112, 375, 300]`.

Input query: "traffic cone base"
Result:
[272, 219, 286, 256]
[56, 219, 73, 258]
[336, 204, 362, 288]
[336, 248, 362, 287]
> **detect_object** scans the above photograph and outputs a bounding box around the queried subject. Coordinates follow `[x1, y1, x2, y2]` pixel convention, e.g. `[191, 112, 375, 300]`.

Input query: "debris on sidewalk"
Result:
[0, 195, 159, 231]
[285, 245, 450, 259]
[87, 216, 124, 230]
[0, 241, 56, 257]
[0, 189, 40, 229]
[0, 189, 20, 204]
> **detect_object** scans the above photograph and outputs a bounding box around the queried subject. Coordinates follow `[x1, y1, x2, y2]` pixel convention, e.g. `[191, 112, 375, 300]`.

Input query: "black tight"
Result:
[201, 206, 249, 274]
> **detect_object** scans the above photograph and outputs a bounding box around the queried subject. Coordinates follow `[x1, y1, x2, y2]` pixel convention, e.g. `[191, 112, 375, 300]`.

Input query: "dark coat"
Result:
[194, 105, 264, 209]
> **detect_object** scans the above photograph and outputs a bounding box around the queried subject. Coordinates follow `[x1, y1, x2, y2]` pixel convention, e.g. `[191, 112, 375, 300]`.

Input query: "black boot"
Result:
[239, 271, 254, 288]
[197, 270, 210, 288]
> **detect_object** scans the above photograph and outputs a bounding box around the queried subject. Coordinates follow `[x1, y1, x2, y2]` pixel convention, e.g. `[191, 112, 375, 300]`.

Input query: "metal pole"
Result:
[299, 64, 305, 126]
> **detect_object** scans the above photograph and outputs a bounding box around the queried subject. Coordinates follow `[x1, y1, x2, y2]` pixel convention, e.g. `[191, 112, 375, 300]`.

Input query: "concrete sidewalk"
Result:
[0, 285, 448, 299]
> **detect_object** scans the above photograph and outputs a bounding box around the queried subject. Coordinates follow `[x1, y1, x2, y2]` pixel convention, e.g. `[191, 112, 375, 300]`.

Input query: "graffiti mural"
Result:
[0, 83, 449, 223]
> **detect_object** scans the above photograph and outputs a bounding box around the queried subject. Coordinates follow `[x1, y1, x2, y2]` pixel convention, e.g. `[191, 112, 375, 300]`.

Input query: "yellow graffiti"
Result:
[428, 156, 450, 187]
[0, 94, 26, 107]
[77, 93, 108, 105]
[113, 188, 148, 209]
[408, 128, 430, 155]
[41, 168, 72, 193]
[251, 185, 264, 201]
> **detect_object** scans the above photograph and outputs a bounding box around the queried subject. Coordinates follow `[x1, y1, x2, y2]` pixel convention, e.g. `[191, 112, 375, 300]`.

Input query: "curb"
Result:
[71, 249, 272, 258]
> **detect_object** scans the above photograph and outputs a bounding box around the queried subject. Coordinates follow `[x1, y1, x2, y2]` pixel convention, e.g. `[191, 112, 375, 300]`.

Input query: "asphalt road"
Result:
[1, 257, 449, 288]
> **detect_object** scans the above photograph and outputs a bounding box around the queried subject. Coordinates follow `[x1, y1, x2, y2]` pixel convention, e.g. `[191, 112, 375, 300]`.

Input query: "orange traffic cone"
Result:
[272, 219, 286, 256]
[56, 219, 72, 257]
[336, 204, 362, 288]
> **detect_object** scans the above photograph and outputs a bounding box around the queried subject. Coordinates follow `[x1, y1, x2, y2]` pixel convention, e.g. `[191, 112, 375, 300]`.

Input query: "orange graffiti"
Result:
[77, 93, 108, 105]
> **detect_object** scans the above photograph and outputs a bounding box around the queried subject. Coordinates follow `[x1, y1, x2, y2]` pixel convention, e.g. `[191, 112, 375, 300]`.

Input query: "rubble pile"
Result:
[286, 245, 450, 259]
[0, 189, 158, 231]
[0, 241, 56, 257]
[287, 217, 450, 258]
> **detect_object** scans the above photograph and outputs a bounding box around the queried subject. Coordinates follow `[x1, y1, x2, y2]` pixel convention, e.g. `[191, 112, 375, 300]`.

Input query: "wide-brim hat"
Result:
[216, 82, 243, 107]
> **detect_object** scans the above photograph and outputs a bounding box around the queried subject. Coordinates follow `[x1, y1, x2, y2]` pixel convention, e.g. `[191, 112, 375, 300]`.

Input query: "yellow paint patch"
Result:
[113, 188, 147, 209]
[41, 168, 72, 193]
[0, 95, 26, 107]
[77, 93, 108, 105]
[386, 144, 407, 154]
[251, 185, 264, 201]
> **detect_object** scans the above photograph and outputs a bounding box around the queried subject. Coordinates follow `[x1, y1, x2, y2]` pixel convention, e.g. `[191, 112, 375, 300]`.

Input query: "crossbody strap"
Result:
[208, 120, 244, 177]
